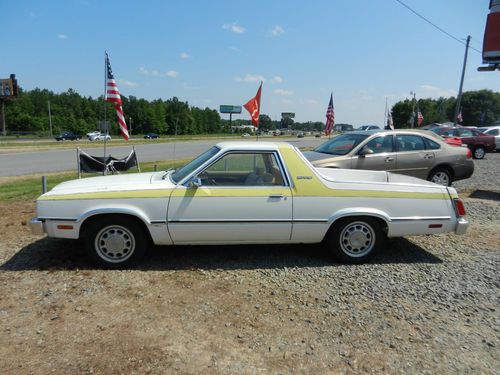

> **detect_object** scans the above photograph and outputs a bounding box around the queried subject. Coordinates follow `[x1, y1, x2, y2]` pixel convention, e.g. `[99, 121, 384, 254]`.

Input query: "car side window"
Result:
[200, 152, 285, 186]
[487, 128, 499, 136]
[364, 136, 393, 154]
[424, 137, 441, 150]
[457, 128, 473, 137]
[395, 135, 426, 152]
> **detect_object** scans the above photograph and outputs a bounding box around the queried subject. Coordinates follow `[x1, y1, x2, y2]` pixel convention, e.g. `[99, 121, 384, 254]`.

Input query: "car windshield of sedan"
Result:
[314, 134, 369, 155]
[170, 146, 220, 183]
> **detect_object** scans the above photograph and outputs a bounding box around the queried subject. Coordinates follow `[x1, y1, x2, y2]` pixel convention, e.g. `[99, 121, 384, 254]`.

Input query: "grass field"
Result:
[0, 159, 190, 202]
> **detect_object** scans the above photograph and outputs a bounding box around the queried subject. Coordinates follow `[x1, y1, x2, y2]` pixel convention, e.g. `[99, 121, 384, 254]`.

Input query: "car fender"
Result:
[328, 207, 391, 227]
[76, 207, 153, 235]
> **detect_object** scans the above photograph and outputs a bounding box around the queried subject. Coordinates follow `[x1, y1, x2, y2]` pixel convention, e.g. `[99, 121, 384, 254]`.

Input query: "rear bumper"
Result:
[455, 217, 469, 235]
[453, 159, 474, 181]
[29, 218, 46, 236]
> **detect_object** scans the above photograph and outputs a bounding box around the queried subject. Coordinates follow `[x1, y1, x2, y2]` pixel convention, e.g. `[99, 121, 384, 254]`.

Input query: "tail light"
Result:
[453, 199, 466, 217]
[466, 148, 472, 159]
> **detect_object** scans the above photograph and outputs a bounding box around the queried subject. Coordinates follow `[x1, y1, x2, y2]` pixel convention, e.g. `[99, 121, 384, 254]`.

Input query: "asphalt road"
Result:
[0, 138, 324, 177]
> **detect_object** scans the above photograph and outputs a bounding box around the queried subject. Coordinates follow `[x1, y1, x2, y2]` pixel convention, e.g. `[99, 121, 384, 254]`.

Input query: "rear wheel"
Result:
[428, 167, 452, 186]
[473, 146, 485, 159]
[84, 216, 147, 268]
[325, 217, 384, 263]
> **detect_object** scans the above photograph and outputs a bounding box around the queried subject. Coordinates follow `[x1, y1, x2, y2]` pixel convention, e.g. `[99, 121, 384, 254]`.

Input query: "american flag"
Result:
[387, 109, 394, 130]
[325, 93, 334, 135]
[417, 111, 424, 126]
[105, 52, 129, 140]
[457, 108, 463, 123]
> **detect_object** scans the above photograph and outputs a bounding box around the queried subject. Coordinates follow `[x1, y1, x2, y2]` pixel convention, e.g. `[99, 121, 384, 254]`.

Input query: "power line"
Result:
[395, 0, 482, 54]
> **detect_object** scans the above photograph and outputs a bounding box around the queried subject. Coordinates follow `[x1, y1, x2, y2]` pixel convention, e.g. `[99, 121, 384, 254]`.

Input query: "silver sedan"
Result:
[303, 130, 474, 186]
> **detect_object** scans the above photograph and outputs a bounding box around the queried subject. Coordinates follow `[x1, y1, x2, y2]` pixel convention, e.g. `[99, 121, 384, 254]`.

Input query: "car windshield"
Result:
[314, 134, 369, 155]
[170, 146, 220, 183]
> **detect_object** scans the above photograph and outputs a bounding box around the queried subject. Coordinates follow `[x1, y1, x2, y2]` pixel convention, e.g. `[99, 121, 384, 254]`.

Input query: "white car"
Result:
[478, 126, 500, 150]
[89, 132, 111, 141]
[29, 142, 469, 268]
[86, 131, 100, 140]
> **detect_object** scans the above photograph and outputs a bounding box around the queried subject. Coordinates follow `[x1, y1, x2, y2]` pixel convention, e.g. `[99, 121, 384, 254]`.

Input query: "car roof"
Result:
[215, 141, 294, 151]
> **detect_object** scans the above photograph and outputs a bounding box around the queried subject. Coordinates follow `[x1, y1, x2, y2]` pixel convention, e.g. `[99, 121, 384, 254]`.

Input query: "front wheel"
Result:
[84, 216, 147, 268]
[325, 217, 384, 263]
[473, 146, 485, 159]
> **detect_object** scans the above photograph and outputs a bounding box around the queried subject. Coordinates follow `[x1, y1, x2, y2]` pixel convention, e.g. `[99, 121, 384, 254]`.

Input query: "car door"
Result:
[167, 151, 293, 244]
[351, 135, 396, 171]
[394, 134, 434, 179]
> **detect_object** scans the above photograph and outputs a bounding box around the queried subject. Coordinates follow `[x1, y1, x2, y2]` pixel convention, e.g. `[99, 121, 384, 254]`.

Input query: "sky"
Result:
[2, 0, 500, 126]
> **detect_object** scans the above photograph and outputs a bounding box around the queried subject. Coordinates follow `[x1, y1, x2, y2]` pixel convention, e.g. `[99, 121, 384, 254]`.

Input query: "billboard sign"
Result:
[281, 112, 295, 119]
[220, 105, 242, 114]
[0, 79, 13, 97]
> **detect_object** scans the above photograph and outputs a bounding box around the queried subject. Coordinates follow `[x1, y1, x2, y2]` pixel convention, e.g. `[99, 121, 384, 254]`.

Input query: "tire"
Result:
[84, 216, 147, 268]
[428, 167, 452, 186]
[473, 146, 485, 159]
[325, 217, 384, 263]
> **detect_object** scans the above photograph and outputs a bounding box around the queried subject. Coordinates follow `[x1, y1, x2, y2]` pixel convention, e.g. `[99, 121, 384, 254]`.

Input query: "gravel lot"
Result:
[0, 153, 498, 374]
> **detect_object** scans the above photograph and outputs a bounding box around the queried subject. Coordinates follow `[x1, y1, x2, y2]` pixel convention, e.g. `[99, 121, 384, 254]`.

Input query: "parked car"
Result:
[89, 132, 111, 141]
[55, 132, 81, 141]
[478, 126, 500, 150]
[303, 130, 473, 186]
[357, 125, 380, 131]
[431, 127, 496, 159]
[86, 131, 100, 140]
[30, 141, 469, 268]
[144, 133, 160, 139]
[241, 133, 250, 138]
[297, 132, 305, 138]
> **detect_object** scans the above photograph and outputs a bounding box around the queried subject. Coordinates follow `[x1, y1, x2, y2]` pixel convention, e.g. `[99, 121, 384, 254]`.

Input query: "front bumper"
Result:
[29, 218, 46, 236]
[455, 217, 469, 235]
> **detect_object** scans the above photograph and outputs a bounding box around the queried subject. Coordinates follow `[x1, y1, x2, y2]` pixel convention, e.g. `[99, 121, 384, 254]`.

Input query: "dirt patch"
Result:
[0, 198, 498, 374]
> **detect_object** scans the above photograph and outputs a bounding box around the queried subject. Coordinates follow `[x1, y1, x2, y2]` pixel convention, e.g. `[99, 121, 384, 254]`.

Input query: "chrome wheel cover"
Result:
[431, 171, 450, 186]
[339, 221, 376, 257]
[94, 225, 135, 263]
[474, 148, 485, 159]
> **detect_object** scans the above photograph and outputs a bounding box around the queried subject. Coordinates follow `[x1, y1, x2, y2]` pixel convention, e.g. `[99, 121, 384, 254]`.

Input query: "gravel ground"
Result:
[0, 153, 498, 374]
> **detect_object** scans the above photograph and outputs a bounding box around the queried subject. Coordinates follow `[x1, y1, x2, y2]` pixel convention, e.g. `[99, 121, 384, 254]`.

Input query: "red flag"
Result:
[244, 82, 262, 128]
[105, 52, 129, 140]
[325, 93, 335, 135]
[417, 111, 424, 126]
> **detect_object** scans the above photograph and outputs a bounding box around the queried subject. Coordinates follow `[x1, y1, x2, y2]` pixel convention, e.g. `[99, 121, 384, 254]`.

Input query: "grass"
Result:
[0, 159, 190, 202]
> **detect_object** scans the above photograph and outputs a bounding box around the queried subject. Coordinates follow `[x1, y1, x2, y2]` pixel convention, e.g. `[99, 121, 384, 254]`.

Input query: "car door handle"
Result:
[269, 194, 284, 199]
[424, 154, 434, 159]
[384, 157, 394, 162]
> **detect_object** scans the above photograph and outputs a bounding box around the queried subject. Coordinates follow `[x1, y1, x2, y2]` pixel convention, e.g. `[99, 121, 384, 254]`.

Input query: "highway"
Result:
[0, 138, 324, 177]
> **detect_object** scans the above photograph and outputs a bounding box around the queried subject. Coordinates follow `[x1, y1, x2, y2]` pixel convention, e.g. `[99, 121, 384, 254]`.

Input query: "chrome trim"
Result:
[168, 219, 328, 224]
[38, 217, 78, 222]
[391, 216, 451, 221]
[455, 218, 469, 235]
[29, 218, 46, 235]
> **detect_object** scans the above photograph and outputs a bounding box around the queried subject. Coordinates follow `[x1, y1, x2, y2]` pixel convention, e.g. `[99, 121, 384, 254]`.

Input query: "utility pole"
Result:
[48, 100, 53, 138]
[454, 35, 471, 126]
[1, 100, 5, 136]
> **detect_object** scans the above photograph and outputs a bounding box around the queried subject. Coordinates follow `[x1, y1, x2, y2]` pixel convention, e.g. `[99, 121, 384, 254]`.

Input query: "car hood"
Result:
[42, 172, 175, 197]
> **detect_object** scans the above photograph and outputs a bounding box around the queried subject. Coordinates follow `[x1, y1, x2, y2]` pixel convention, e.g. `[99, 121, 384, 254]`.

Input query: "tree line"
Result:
[3, 88, 499, 136]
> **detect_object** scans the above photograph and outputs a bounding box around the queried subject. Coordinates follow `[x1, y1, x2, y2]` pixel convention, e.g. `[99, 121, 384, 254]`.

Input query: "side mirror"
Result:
[359, 146, 374, 157]
[189, 177, 202, 188]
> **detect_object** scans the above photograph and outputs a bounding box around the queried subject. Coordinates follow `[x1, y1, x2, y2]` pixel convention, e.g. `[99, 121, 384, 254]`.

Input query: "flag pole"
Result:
[103, 51, 108, 175]
[383, 97, 388, 129]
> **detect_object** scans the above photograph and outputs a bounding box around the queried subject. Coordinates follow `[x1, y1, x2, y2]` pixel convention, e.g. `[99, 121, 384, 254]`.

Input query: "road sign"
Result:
[220, 105, 242, 114]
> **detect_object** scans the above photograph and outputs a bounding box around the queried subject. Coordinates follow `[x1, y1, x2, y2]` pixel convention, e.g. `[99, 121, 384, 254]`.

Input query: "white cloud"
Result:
[118, 79, 137, 87]
[281, 99, 293, 105]
[166, 70, 179, 78]
[180, 52, 190, 59]
[271, 25, 285, 36]
[274, 88, 293, 96]
[269, 76, 283, 84]
[420, 84, 457, 98]
[223, 22, 246, 34]
[306, 99, 321, 108]
[57, 34, 68, 39]
[139, 67, 149, 75]
[235, 74, 265, 83]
